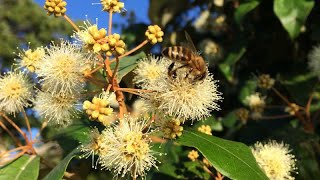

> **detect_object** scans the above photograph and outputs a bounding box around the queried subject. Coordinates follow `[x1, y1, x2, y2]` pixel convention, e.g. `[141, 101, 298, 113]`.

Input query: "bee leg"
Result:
[185, 67, 193, 79]
[168, 62, 177, 78]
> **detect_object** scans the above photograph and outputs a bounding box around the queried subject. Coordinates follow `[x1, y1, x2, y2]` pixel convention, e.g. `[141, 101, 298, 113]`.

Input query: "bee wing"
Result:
[184, 31, 198, 54]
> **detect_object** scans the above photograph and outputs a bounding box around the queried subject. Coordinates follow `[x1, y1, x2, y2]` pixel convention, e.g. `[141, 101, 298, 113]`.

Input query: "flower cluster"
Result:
[44, 0, 67, 17]
[188, 150, 199, 161]
[16, 47, 45, 72]
[198, 125, 212, 135]
[145, 25, 164, 44]
[161, 118, 184, 139]
[257, 74, 275, 90]
[75, 23, 108, 53]
[0, 72, 33, 114]
[251, 141, 297, 180]
[81, 116, 158, 178]
[100, 0, 124, 13]
[104, 34, 126, 56]
[83, 91, 115, 126]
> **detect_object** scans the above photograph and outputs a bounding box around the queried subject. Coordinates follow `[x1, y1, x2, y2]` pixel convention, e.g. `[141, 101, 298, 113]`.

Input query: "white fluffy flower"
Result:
[133, 55, 171, 88]
[146, 74, 222, 122]
[0, 71, 33, 114]
[251, 141, 297, 180]
[37, 40, 88, 95]
[34, 91, 79, 126]
[98, 116, 158, 178]
[308, 45, 320, 78]
[244, 93, 266, 112]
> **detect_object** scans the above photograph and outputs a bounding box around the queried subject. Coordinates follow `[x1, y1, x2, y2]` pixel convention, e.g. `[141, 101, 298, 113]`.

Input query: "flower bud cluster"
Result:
[83, 96, 114, 126]
[145, 25, 164, 44]
[162, 118, 184, 139]
[257, 74, 275, 90]
[19, 47, 45, 72]
[197, 125, 212, 135]
[101, 0, 124, 13]
[104, 34, 126, 56]
[44, 0, 67, 17]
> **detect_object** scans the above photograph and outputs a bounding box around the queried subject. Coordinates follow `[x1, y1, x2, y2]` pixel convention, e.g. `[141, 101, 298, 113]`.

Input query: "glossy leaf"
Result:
[0, 155, 40, 180]
[239, 79, 257, 104]
[234, 0, 260, 24]
[110, 51, 146, 81]
[43, 147, 80, 180]
[274, 0, 314, 39]
[177, 130, 268, 180]
[218, 46, 246, 83]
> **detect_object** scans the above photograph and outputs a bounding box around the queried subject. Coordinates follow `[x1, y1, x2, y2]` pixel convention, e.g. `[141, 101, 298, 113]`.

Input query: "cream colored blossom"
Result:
[145, 73, 222, 122]
[251, 141, 297, 180]
[188, 150, 199, 162]
[0, 71, 33, 114]
[98, 116, 158, 178]
[198, 125, 212, 135]
[80, 127, 106, 168]
[133, 55, 171, 88]
[37, 41, 88, 95]
[34, 91, 79, 126]
[244, 93, 266, 112]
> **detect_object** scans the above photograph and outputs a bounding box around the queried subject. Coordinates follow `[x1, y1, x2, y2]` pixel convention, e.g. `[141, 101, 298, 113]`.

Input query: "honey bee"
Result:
[161, 32, 207, 82]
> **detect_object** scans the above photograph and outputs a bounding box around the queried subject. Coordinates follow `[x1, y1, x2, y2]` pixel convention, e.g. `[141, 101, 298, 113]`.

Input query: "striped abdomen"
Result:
[161, 46, 194, 64]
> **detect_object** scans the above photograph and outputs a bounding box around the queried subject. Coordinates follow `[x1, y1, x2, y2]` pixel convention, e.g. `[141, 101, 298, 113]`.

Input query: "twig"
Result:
[22, 110, 32, 140]
[63, 15, 80, 32]
[0, 120, 22, 147]
[109, 40, 149, 63]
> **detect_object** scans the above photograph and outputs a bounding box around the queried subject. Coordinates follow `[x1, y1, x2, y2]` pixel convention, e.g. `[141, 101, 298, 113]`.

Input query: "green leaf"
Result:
[218, 46, 246, 83]
[43, 147, 80, 180]
[110, 51, 146, 81]
[239, 79, 257, 104]
[177, 130, 268, 180]
[234, 0, 260, 24]
[222, 111, 238, 128]
[0, 155, 40, 180]
[274, 0, 314, 39]
[52, 121, 91, 153]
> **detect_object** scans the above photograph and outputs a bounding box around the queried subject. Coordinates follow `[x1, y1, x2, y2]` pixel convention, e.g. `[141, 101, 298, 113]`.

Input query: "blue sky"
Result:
[34, 0, 150, 33]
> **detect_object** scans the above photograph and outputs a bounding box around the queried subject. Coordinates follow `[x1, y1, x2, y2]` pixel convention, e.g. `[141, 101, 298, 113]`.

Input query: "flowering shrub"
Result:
[3, 0, 320, 179]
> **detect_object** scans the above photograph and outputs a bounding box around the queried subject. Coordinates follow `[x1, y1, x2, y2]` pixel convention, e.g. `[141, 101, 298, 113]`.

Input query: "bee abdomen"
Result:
[162, 46, 192, 62]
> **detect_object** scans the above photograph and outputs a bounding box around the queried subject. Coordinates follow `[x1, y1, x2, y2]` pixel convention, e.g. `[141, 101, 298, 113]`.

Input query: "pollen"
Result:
[188, 150, 199, 162]
[145, 25, 164, 45]
[198, 125, 212, 135]
[100, 0, 124, 13]
[162, 118, 183, 139]
[18, 47, 45, 72]
[44, 0, 67, 17]
[0, 71, 33, 114]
